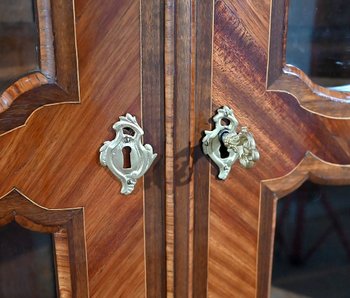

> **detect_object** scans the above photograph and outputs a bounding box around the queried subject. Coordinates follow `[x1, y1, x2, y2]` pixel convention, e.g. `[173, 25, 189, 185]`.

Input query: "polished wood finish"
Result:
[164, 0, 214, 297]
[173, 1, 192, 294]
[267, 0, 350, 118]
[192, 0, 214, 297]
[0, 0, 79, 134]
[4, 0, 350, 297]
[0, 1, 149, 297]
[209, 0, 350, 297]
[141, 0, 167, 296]
[0, 189, 87, 297]
[164, 2, 175, 296]
[167, 1, 192, 297]
[54, 229, 73, 298]
[257, 152, 350, 297]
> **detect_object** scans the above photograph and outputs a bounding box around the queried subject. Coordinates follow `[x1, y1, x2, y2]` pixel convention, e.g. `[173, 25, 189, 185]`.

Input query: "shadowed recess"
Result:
[286, 0, 350, 91]
[0, 0, 40, 93]
[272, 181, 350, 298]
[0, 221, 57, 298]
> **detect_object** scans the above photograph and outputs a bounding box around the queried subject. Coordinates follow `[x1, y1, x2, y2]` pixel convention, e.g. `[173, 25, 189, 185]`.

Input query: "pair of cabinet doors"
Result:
[1, 0, 350, 297]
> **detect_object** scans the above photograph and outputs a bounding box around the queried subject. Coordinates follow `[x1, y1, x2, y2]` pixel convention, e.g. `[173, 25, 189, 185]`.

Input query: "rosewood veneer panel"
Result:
[209, 1, 350, 297]
[0, 1, 146, 297]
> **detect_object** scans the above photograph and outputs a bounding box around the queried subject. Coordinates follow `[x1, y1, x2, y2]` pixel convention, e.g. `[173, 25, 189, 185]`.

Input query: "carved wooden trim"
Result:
[267, 0, 350, 118]
[0, 189, 88, 298]
[0, 0, 79, 134]
[257, 152, 350, 297]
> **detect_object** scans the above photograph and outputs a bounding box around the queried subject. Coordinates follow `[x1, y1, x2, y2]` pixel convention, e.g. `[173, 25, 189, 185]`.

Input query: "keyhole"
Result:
[219, 140, 229, 158]
[122, 146, 132, 168]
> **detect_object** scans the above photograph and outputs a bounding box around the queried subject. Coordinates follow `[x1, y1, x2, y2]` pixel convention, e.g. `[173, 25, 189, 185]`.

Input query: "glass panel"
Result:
[286, 0, 350, 91]
[0, 222, 57, 298]
[0, 0, 40, 92]
[271, 182, 350, 298]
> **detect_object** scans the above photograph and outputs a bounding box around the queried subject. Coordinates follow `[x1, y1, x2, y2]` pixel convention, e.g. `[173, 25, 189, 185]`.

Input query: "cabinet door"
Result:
[201, 0, 350, 297]
[0, 1, 166, 297]
[3, 1, 350, 297]
[162, 0, 350, 297]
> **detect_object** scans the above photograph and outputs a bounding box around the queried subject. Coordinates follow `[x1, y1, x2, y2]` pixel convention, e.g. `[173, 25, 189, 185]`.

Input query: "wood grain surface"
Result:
[0, 1, 148, 297]
[164, 1, 175, 295]
[3, 0, 350, 297]
[164, 1, 214, 297]
[141, 0, 167, 296]
[209, 0, 350, 297]
[192, 0, 214, 297]
[168, 1, 193, 297]
[54, 229, 73, 298]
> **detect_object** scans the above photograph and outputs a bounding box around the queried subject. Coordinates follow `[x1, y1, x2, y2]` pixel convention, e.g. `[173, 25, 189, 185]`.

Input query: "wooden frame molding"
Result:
[165, 0, 193, 296]
[267, 0, 350, 118]
[257, 152, 350, 297]
[141, 0, 214, 296]
[0, 0, 79, 134]
[192, 0, 214, 297]
[141, 0, 167, 297]
[142, 0, 213, 296]
[0, 189, 88, 298]
[163, 0, 214, 296]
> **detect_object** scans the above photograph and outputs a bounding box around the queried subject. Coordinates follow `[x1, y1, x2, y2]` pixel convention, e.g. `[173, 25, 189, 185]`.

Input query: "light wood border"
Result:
[0, 189, 88, 298]
[257, 152, 350, 297]
[267, 0, 350, 119]
[166, 1, 193, 296]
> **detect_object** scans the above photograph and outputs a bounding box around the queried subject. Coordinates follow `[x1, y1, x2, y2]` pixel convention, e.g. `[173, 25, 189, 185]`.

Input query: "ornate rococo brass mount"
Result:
[100, 114, 157, 195]
[202, 106, 259, 179]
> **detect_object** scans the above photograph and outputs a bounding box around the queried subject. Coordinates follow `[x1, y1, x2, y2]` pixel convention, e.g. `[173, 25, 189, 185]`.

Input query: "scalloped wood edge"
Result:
[0, 73, 48, 112]
[267, 0, 350, 119]
[0, 189, 89, 297]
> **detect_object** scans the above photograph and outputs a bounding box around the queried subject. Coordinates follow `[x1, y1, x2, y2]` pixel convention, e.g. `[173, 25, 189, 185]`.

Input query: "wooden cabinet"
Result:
[1, 0, 350, 297]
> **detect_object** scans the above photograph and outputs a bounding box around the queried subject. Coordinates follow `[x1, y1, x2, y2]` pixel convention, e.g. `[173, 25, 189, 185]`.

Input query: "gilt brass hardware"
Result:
[202, 106, 259, 180]
[100, 113, 157, 195]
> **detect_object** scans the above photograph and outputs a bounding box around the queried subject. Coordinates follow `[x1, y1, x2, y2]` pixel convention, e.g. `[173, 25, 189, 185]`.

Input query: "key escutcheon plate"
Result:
[100, 113, 157, 195]
[202, 106, 259, 180]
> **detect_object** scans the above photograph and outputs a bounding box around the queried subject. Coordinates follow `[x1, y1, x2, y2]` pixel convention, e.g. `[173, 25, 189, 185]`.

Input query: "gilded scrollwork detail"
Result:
[100, 113, 157, 195]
